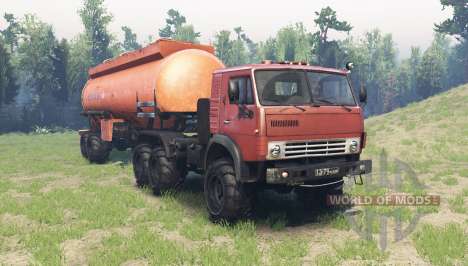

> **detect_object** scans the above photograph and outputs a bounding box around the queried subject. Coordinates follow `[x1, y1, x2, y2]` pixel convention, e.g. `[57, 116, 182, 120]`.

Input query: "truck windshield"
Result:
[255, 70, 356, 106]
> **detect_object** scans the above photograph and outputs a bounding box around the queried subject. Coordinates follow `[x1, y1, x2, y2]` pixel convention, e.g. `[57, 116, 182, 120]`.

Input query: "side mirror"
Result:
[359, 85, 367, 103]
[228, 80, 239, 102]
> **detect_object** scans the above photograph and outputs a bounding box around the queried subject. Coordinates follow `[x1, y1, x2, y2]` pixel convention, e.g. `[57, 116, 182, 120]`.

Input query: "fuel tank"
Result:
[82, 39, 224, 119]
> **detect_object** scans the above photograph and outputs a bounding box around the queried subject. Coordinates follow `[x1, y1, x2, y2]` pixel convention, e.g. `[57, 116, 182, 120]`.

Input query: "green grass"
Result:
[459, 168, 468, 178]
[89, 226, 191, 265]
[270, 238, 308, 266]
[442, 176, 458, 186]
[413, 223, 467, 266]
[314, 253, 341, 266]
[1, 84, 468, 264]
[0, 132, 271, 265]
[449, 194, 466, 214]
[334, 239, 387, 262]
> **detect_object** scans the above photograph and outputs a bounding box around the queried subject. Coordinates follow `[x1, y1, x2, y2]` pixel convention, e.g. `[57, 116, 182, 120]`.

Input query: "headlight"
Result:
[270, 145, 281, 158]
[350, 140, 359, 153]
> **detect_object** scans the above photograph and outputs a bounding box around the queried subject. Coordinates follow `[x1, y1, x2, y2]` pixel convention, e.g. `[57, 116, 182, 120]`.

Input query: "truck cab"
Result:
[201, 62, 371, 220]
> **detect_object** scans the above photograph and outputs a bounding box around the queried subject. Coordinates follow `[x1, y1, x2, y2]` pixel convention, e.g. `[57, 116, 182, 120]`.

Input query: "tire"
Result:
[132, 143, 152, 187]
[295, 178, 344, 207]
[80, 134, 89, 159]
[148, 147, 185, 195]
[86, 134, 111, 163]
[204, 158, 254, 222]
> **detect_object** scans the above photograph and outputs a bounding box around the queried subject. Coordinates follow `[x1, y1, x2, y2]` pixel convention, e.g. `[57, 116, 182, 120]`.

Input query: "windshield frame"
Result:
[252, 68, 358, 107]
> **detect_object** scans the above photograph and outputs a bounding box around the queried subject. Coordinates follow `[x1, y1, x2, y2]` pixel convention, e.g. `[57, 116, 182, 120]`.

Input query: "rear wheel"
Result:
[148, 147, 185, 195]
[80, 134, 89, 159]
[132, 143, 152, 187]
[204, 158, 254, 222]
[86, 134, 111, 163]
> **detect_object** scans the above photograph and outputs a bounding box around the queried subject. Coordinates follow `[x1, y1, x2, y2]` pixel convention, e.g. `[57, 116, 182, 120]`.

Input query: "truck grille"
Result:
[284, 139, 346, 158]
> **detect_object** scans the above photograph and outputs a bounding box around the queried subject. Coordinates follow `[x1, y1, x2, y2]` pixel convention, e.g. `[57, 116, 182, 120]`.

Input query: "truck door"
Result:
[220, 72, 258, 161]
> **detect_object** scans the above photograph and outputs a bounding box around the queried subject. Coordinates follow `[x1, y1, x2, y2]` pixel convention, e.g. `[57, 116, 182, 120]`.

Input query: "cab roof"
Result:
[213, 63, 349, 75]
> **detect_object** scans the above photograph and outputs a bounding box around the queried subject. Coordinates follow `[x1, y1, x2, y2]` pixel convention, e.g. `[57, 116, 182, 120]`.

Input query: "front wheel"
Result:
[204, 158, 254, 222]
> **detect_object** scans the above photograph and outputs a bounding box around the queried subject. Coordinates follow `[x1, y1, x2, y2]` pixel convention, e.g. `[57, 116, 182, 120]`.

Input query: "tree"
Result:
[257, 38, 276, 61]
[231, 27, 248, 66]
[159, 9, 186, 38]
[173, 24, 200, 43]
[67, 34, 92, 101]
[158, 9, 200, 42]
[78, 0, 113, 66]
[0, 37, 18, 106]
[275, 23, 311, 62]
[340, 29, 399, 115]
[213, 27, 254, 66]
[16, 15, 62, 125]
[312, 6, 352, 67]
[435, 0, 468, 82]
[214, 30, 233, 65]
[239, 30, 259, 63]
[121, 26, 141, 52]
[416, 34, 450, 98]
[51, 39, 70, 103]
[1, 13, 22, 52]
[435, 0, 468, 41]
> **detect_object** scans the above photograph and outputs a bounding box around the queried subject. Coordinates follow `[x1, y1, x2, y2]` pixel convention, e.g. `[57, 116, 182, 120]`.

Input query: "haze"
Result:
[0, 0, 452, 58]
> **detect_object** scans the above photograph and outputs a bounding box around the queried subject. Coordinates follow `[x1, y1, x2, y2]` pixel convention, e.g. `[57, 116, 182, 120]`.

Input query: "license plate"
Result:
[315, 167, 340, 177]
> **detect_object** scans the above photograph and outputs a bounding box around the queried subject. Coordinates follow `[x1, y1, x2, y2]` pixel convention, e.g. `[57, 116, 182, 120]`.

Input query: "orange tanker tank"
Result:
[82, 39, 224, 119]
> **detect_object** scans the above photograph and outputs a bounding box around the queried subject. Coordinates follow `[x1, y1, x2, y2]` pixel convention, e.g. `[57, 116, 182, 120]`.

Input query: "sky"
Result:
[0, 0, 453, 58]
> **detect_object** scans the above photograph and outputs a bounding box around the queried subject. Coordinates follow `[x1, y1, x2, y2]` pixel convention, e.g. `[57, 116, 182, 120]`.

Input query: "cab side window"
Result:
[228, 77, 254, 105]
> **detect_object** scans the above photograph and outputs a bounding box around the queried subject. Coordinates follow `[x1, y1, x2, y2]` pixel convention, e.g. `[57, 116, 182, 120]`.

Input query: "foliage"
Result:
[341, 29, 400, 114]
[51, 39, 70, 103]
[214, 30, 233, 65]
[435, 0, 468, 41]
[275, 23, 311, 62]
[213, 27, 250, 66]
[120, 26, 141, 52]
[257, 38, 276, 61]
[67, 34, 93, 101]
[158, 9, 200, 43]
[312, 6, 352, 67]
[416, 34, 450, 99]
[0, 4, 466, 132]
[16, 15, 59, 99]
[0, 37, 18, 106]
[1, 13, 22, 52]
[435, 0, 468, 83]
[78, 0, 113, 66]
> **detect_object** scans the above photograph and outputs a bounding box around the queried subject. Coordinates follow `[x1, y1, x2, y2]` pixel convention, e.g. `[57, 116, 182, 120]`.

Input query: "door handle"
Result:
[223, 120, 231, 124]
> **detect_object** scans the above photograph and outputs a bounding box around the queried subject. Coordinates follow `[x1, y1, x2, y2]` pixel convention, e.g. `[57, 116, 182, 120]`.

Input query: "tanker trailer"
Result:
[80, 39, 372, 221]
[79, 39, 224, 163]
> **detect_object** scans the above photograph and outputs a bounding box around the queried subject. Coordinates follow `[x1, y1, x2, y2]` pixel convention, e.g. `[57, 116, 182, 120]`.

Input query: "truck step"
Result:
[137, 112, 156, 118]
[137, 101, 156, 108]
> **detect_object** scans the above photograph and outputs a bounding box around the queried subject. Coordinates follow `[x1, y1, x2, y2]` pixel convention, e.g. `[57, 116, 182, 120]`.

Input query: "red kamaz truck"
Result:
[79, 39, 372, 221]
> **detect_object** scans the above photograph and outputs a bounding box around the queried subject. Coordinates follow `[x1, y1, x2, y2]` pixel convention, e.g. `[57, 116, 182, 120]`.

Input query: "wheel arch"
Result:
[204, 134, 249, 182]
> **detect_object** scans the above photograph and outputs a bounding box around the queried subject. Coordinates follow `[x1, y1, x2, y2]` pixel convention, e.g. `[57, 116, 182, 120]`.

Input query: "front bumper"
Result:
[266, 160, 372, 185]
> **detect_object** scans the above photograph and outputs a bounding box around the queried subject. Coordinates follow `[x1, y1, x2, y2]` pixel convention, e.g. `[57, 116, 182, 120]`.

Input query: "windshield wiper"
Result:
[292, 105, 306, 112]
[314, 98, 352, 112]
